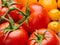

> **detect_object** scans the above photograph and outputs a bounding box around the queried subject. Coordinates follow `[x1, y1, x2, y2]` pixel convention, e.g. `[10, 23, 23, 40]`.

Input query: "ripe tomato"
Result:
[59, 39, 60, 45]
[0, 22, 28, 45]
[27, 29, 59, 45]
[22, 4, 50, 34]
[48, 21, 60, 33]
[58, 0, 60, 8]
[14, 0, 38, 6]
[0, 30, 4, 45]
[48, 9, 60, 20]
[0, 3, 22, 22]
[38, 0, 57, 11]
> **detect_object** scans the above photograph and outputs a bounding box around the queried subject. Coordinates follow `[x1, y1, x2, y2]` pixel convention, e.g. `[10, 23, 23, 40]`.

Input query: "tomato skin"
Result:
[22, 4, 50, 34]
[0, 30, 4, 45]
[14, 0, 38, 7]
[27, 29, 59, 45]
[38, 0, 57, 11]
[0, 22, 28, 45]
[48, 21, 60, 33]
[0, 3, 22, 22]
[48, 9, 60, 21]
[9, 3, 22, 22]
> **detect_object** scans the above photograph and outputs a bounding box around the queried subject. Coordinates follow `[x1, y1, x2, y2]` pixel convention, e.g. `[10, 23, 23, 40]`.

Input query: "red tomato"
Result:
[0, 22, 28, 45]
[0, 3, 22, 22]
[0, 30, 4, 45]
[22, 4, 50, 34]
[27, 29, 59, 45]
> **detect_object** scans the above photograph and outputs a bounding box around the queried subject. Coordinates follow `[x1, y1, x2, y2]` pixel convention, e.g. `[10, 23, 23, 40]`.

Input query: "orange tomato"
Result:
[14, 0, 38, 6]
[48, 21, 60, 33]
[58, 0, 60, 8]
[38, 0, 57, 11]
[48, 9, 60, 20]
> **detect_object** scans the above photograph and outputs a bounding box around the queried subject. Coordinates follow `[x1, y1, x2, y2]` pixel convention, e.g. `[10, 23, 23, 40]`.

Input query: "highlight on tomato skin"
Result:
[22, 4, 50, 34]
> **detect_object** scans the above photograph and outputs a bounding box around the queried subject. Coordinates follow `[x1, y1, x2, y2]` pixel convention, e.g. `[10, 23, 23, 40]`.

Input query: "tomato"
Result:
[22, 4, 50, 34]
[59, 38, 60, 45]
[27, 29, 59, 45]
[0, 3, 22, 22]
[58, 0, 60, 8]
[48, 9, 60, 20]
[48, 21, 60, 33]
[0, 30, 4, 45]
[14, 0, 38, 6]
[38, 0, 57, 11]
[0, 22, 28, 45]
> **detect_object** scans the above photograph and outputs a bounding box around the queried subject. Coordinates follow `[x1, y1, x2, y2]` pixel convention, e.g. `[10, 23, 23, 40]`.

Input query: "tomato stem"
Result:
[17, 2, 30, 25]
[0, 0, 30, 31]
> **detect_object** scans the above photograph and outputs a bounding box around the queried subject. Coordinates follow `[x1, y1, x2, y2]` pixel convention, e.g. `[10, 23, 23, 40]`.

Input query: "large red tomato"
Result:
[22, 4, 50, 34]
[27, 29, 59, 45]
[0, 22, 28, 45]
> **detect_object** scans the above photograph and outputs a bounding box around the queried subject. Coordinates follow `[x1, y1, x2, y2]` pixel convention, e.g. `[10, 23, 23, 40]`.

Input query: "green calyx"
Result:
[34, 30, 44, 45]
[1, 0, 13, 7]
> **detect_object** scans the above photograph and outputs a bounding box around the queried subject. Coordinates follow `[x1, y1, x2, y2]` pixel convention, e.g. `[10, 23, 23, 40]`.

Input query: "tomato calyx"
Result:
[1, 0, 14, 7]
[29, 30, 48, 45]
[34, 30, 44, 45]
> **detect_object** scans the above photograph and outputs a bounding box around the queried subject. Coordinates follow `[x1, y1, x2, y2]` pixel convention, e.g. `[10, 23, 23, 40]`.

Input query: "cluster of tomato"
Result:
[0, 0, 60, 45]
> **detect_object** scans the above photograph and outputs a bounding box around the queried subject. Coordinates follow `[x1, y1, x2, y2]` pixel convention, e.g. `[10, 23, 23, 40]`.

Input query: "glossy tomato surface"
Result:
[27, 29, 59, 45]
[0, 22, 28, 45]
[22, 4, 50, 34]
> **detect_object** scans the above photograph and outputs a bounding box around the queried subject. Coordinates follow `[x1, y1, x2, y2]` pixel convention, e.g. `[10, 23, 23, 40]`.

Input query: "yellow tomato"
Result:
[14, 0, 38, 6]
[58, 0, 60, 8]
[48, 9, 60, 20]
[48, 21, 60, 33]
[38, 0, 57, 11]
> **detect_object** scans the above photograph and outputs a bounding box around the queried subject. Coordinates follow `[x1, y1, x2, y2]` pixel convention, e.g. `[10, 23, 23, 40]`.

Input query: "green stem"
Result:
[35, 30, 44, 45]
[15, 8, 26, 16]
[0, 7, 17, 21]
[8, 15, 15, 29]
[1, 15, 14, 29]
[18, 16, 27, 25]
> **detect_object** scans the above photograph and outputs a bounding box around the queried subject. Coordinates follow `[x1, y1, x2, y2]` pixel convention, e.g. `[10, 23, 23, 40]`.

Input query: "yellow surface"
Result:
[58, 0, 60, 8]
[38, 0, 57, 11]
[48, 21, 60, 33]
[14, 0, 38, 6]
[48, 9, 60, 20]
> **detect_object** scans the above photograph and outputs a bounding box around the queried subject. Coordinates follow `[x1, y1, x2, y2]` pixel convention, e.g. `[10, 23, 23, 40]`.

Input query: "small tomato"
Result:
[48, 9, 60, 20]
[48, 21, 60, 33]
